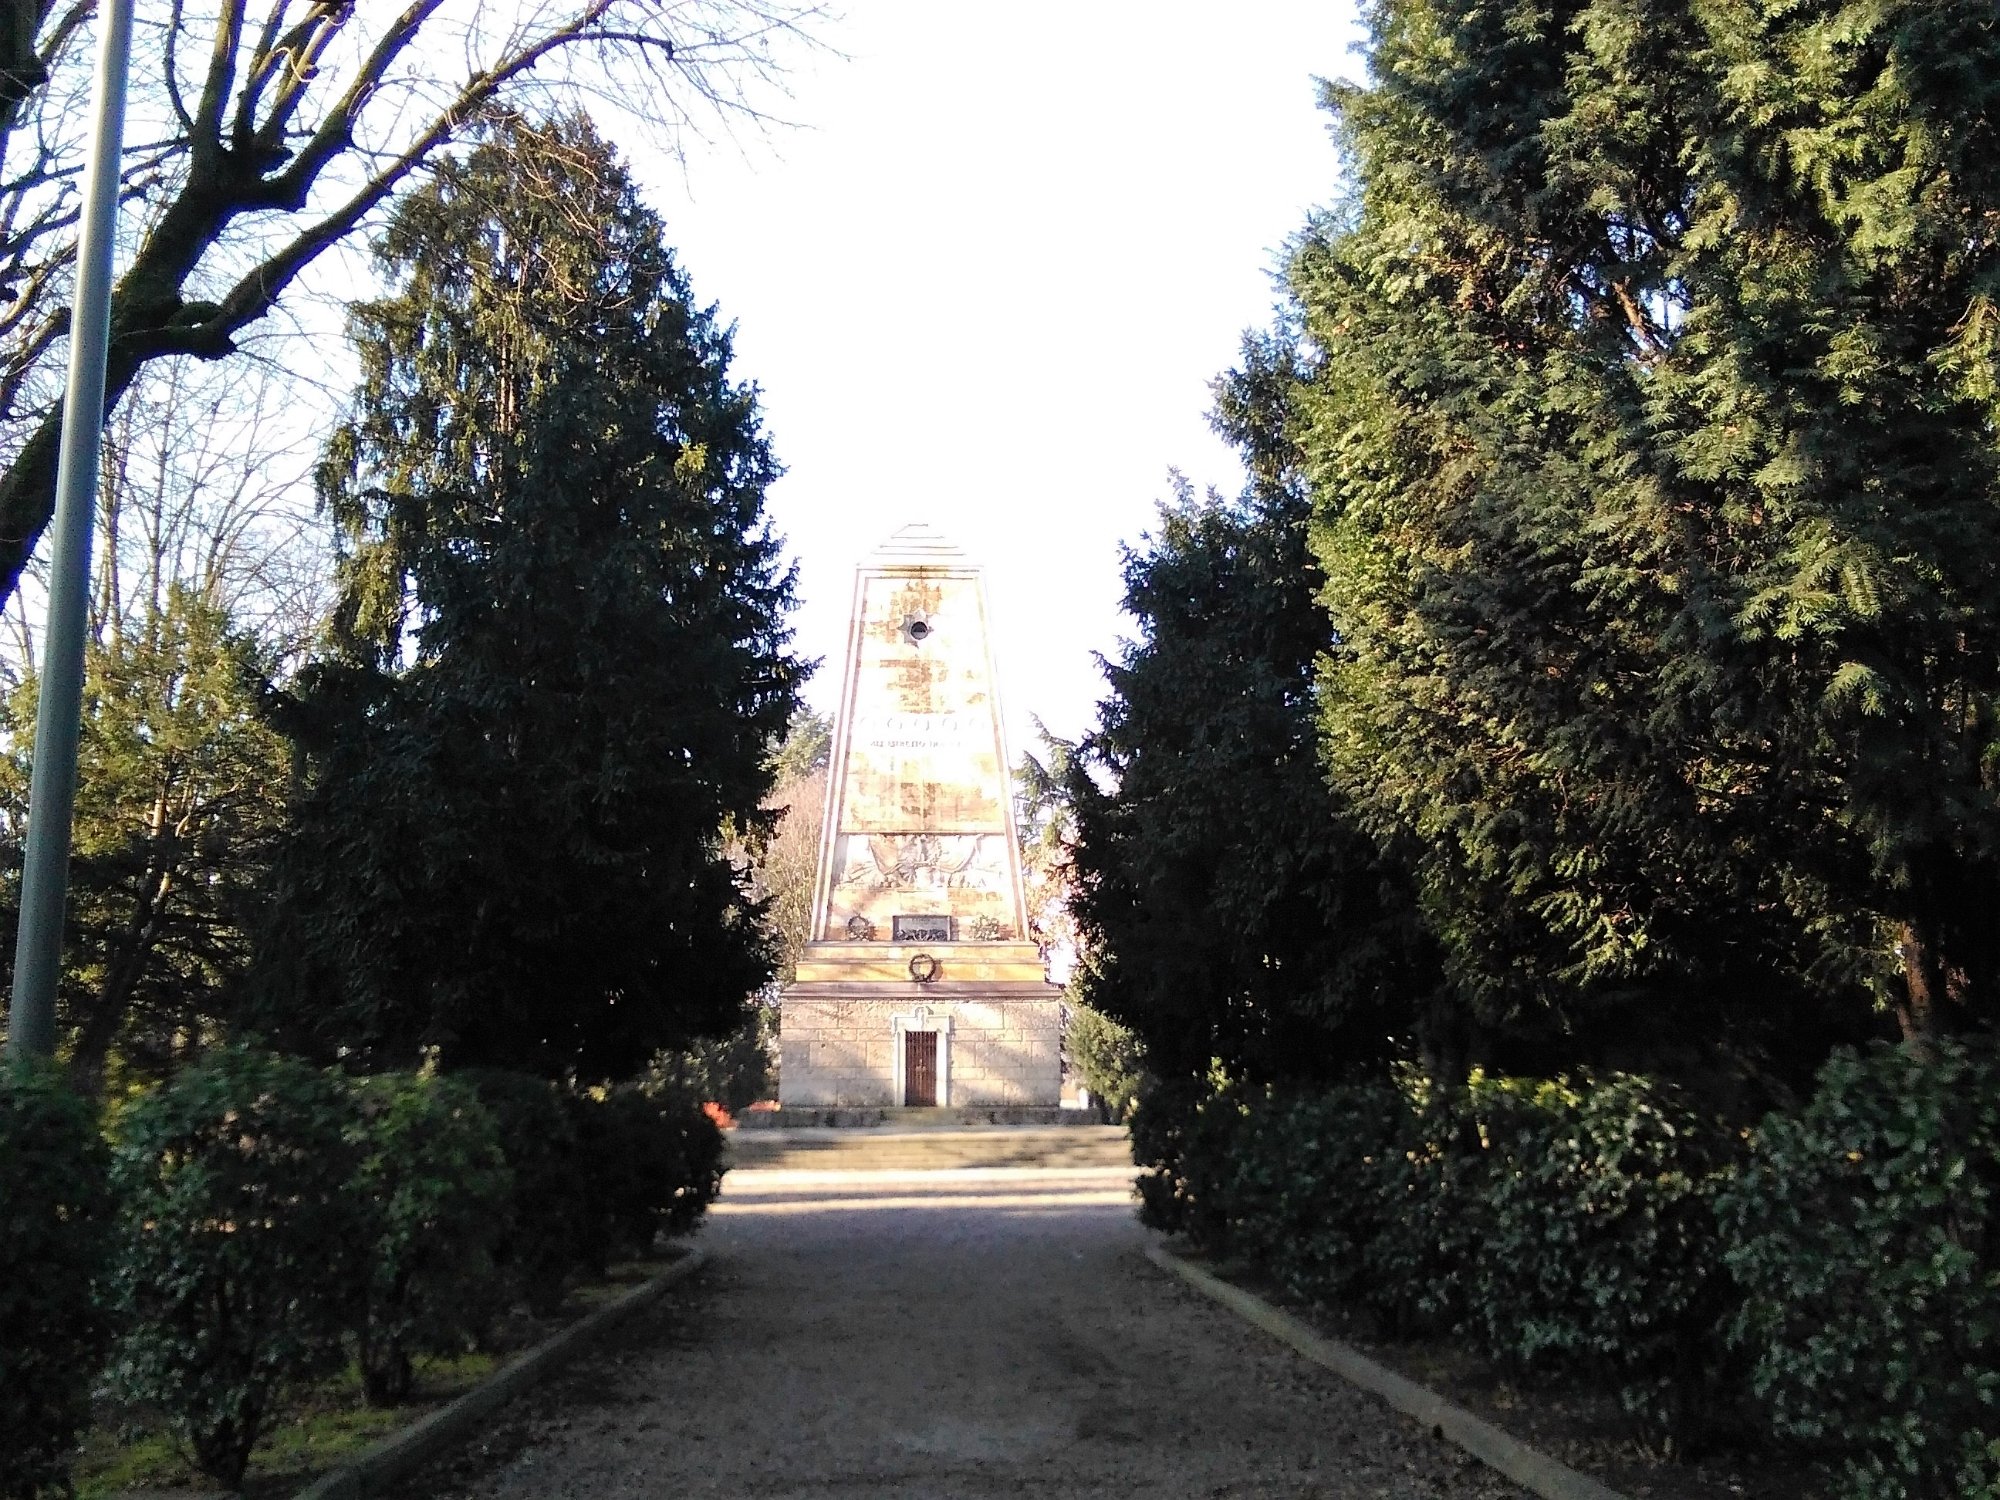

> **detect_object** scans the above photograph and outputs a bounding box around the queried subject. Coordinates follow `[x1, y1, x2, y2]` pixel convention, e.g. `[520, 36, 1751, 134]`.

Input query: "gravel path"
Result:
[405, 1164, 1526, 1499]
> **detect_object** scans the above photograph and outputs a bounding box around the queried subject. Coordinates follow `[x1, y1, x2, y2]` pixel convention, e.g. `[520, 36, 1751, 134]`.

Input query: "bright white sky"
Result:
[612, 1, 1364, 759]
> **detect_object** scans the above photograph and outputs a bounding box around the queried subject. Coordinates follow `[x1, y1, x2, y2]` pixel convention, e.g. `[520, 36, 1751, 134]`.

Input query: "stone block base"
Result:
[778, 994, 1062, 1108]
[734, 1105, 1097, 1130]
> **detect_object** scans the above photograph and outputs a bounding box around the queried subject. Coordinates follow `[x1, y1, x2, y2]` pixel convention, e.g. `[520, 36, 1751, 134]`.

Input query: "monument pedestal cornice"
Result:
[791, 940, 1051, 988]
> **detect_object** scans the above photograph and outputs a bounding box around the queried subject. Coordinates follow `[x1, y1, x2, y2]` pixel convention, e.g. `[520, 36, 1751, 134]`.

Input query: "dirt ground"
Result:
[400, 1164, 1527, 1500]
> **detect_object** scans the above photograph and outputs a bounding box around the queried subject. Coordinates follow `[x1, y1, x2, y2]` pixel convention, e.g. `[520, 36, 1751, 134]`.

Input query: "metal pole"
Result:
[6, 0, 134, 1064]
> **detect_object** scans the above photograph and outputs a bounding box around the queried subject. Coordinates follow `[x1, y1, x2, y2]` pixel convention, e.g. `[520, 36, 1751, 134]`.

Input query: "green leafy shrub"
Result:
[568, 1087, 725, 1266]
[0, 1064, 114, 1500]
[1164, 1080, 1262, 1249]
[458, 1069, 591, 1317]
[1721, 1041, 2000, 1500]
[1464, 1073, 1739, 1447]
[1144, 1069, 1738, 1448]
[1356, 1086, 1493, 1338]
[1132, 1076, 1413, 1315]
[1129, 1074, 1210, 1235]
[646, 1003, 776, 1113]
[105, 1046, 358, 1489]
[346, 1072, 512, 1404]
[1067, 1003, 1148, 1123]
[1222, 1085, 1405, 1310]
[1131, 1077, 1404, 1287]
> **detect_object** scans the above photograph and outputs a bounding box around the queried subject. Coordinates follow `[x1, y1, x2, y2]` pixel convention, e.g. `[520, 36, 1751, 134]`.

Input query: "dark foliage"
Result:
[1060, 460, 1435, 1086]
[1139, 1038, 2000, 1484]
[1074, 0, 2000, 1489]
[1291, 0, 2000, 1069]
[647, 1002, 776, 1114]
[104, 1047, 357, 1488]
[1464, 1075, 1741, 1446]
[1128, 1072, 1209, 1236]
[0, 1065, 113, 1499]
[1722, 1040, 2000, 1499]
[255, 115, 801, 1080]
[457, 1069, 595, 1316]
[1135, 1073, 1741, 1451]
[567, 1087, 726, 1269]
[346, 1072, 512, 1405]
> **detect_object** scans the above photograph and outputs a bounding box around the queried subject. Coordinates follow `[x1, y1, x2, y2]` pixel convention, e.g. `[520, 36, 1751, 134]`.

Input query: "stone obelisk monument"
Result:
[778, 524, 1062, 1111]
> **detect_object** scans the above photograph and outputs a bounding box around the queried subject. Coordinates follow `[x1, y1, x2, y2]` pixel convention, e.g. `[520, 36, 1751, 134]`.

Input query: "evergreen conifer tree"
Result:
[1061, 336, 1435, 1085]
[1290, 0, 1999, 1066]
[0, 587, 288, 1092]
[260, 114, 802, 1079]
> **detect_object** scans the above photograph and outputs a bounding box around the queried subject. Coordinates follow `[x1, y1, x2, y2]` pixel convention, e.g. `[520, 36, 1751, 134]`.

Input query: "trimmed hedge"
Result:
[1223, 1086, 1405, 1312]
[1141, 1070, 1736, 1445]
[1131, 1074, 1208, 1236]
[0, 1047, 732, 1494]
[105, 1046, 360, 1489]
[1464, 1074, 1738, 1445]
[569, 1086, 725, 1268]
[1355, 1087, 1489, 1340]
[347, 1072, 512, 1404]
[1721, 1041, 2000, 1500]
[0, 1064, 114, 1500]
[459, 1068, 596, 1316]
[1134, 1049, 2000, 1485]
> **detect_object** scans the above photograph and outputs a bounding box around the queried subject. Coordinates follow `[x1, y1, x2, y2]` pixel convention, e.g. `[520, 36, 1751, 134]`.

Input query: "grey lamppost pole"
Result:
[5, 0, 135, 1064]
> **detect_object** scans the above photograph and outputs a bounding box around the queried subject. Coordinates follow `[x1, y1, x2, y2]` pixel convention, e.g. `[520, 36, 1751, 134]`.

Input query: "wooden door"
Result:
[904, 1030, 938, 1107]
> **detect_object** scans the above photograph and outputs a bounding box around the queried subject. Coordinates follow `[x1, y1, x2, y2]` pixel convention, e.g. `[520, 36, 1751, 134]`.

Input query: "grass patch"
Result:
[74, 1352, 501, 1499]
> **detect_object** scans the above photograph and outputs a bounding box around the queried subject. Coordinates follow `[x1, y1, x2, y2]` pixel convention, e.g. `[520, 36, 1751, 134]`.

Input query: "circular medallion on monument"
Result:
[907, 952, 939, 984]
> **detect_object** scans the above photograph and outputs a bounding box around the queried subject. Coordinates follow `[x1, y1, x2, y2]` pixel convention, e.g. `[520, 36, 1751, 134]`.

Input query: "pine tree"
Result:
[259, 114, 803, 1080]
[1290, 0, 2000, 1066]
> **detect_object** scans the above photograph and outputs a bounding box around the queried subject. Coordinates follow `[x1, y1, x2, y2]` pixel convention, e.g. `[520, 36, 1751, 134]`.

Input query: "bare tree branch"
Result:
[192, 0, 249, 169]
[0, 0, 59, 139]
[161, 0, 196, 138]
[0, 0, 826, 607]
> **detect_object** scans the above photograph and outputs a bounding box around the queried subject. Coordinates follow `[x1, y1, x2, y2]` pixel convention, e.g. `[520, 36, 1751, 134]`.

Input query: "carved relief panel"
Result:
[809, 540, 1033, 947]
[823, 832, 1017, 941]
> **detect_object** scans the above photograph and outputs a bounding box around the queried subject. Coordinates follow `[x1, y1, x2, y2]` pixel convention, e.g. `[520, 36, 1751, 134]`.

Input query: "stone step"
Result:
[724, 1124, 1133, 1173]
[735, 1105, 1096, 1130]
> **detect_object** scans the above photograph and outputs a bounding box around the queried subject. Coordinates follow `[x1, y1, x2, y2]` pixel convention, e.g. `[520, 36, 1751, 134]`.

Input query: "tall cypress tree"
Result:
[1292, 0, 2000, 1069]
[259, 114, 802, 1079]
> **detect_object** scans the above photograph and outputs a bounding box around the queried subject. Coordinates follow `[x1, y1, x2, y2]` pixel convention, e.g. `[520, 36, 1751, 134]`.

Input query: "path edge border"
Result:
[1145, 1241, 1628, 1500]
[293, 1247, 710, 1500]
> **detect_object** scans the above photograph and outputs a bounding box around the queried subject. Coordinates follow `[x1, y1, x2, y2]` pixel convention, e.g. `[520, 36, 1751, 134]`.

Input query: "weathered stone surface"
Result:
[779, 996, 1063, 1108]
[777, 531, 1062, 1111]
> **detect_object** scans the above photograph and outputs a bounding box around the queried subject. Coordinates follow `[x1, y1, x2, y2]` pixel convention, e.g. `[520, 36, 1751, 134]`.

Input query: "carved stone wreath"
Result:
[907, 952, 940, 984]
[845, 915, 876, 941]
